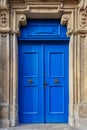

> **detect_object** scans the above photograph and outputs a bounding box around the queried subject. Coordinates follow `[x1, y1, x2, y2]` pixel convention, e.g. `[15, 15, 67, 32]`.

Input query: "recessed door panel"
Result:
[23, 52, 38, 77]
[49, 85, 64, 114]
[49, 52, 64, 77]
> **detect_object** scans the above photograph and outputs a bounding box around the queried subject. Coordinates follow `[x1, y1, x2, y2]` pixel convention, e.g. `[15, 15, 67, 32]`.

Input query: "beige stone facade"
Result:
[0, 0, 87, 129]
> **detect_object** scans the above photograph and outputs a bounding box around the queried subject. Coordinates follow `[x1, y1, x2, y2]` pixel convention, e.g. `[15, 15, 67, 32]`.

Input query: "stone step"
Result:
[0, 124, 83, 130]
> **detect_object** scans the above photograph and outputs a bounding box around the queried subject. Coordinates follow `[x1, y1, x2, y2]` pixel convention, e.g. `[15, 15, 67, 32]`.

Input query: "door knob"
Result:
[28, 79, 33, 84]
[44, 81, 47, 88]
[54, 79, 59, 84]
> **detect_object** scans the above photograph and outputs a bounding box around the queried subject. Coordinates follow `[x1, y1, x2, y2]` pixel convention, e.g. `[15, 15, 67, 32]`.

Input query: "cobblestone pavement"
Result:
[0, 124, 86, 130]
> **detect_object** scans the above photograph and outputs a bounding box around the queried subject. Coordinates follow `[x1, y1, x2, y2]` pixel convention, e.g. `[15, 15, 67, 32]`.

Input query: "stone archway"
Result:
[0, 0, 87, 129]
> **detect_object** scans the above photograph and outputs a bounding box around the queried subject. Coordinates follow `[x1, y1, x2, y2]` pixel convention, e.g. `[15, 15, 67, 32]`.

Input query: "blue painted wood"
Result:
[18, 42, 44, 123]
[18, 19, 69, 124]
[45, 41, 69, 123]
[18, 41, 69, 123]
[18, 19, 69, 40]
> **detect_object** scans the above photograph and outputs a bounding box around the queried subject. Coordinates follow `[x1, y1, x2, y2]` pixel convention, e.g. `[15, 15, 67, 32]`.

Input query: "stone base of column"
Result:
[74, 118, 87, 129]
[75, 104, 87, 129]
[9, 104, 18, 127]
[0, 119, 18, 128]
[69, 116, 75, 127]
[10, 119, 18, 127]
[0, 119, 10, 128]
[69, 104, 75, 127]
[71, 104, 87, 129]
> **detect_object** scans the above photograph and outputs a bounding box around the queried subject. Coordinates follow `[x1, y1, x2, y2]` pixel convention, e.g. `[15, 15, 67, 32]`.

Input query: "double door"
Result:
[18, 41, 69, 123]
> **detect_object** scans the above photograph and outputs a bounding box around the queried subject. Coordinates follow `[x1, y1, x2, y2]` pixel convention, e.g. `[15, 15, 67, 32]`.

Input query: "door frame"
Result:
[9, 3, 77, 127]
[11, 22, 74, 127]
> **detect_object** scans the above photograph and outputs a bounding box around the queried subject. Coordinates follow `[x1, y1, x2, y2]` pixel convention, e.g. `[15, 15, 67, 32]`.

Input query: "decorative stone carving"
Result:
[0, 10, 9, 32]
[28, 4, 64, 14]
[0, 0, 10, 33]
[18, 14, 27, 26]
[13, 3, 64, 34]
[17, 14, 27, 33]
[61, 14, 72, 36]
[80, 9, 87, 28]
[77, 0, 87, 31]
[0, 11, 8, 27]
[78, 0, 87, 10]
[0, 0, 8, 10]
[79, 9, 87, 29]
[1, 34, 7, 37]
[61, 14, 69, 25]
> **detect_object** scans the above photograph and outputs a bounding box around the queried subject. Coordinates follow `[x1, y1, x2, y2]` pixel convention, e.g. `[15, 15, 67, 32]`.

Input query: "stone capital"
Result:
[78, 0, 87, 10]
[0, 0, 10, 33]
[77, 5, 87, 34]
[0, 10, 10, 33]
[0, 0, 9, 10]
[61, 13, 74, 36]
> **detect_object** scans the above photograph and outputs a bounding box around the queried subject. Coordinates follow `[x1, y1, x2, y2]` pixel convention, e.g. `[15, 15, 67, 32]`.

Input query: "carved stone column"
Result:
[9, 13, 27, 127]
[61, 1, 87, 128]
[73, 34, 87, 129]
[0, 0, 10, 127]
[9, 34, 18, 127]
[0, 34, 10, 127]
[61, 11, 76, 127]
[72, 1, 87, 129]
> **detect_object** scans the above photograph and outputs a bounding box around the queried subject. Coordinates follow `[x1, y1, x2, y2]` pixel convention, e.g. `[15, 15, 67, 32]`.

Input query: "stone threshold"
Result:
[0, 124, 84, 130]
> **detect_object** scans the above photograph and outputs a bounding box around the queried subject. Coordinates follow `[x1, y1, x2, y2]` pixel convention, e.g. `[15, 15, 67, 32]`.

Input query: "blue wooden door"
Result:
[45, 41, 68, 123]
[18, 41, 69, 123]
[18, 42, 44, 123]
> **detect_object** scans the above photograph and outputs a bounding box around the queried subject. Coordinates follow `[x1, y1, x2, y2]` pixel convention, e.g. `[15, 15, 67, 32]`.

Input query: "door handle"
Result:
[44, 81, 47, 88]
[54, 79, 59, 84]
[28, 79, 33, 84]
